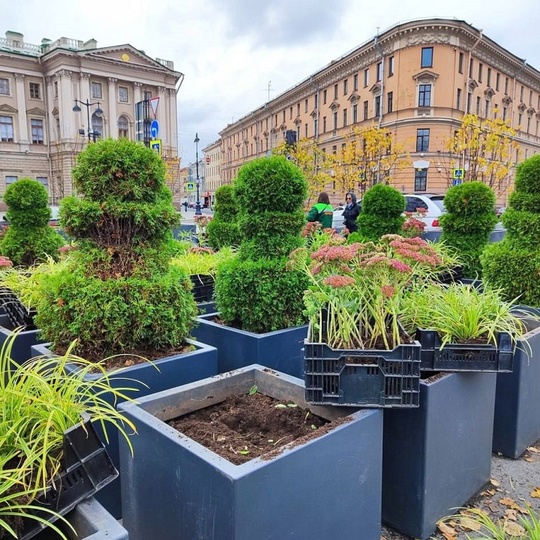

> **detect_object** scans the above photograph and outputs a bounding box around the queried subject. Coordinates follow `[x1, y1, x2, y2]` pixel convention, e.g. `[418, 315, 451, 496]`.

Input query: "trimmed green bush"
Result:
[207, 184, 240, 249]
[482, 154, 540, 305]
[35, 139, 196, 361]
[0, 178, 64, 266]
[440, 181, 497, 278]
[215, 156, 308, 332]
[355, 184, 405, 241]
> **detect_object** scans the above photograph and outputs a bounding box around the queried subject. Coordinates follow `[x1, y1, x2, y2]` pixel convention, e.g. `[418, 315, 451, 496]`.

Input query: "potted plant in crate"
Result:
[117, 365, 384, 540]
[29, 139, 218, 517]
[290, 233, 445, 407]
[0, 339, 133, 539]
[192, 155, 309, 378]
[482, 153, 540, 458]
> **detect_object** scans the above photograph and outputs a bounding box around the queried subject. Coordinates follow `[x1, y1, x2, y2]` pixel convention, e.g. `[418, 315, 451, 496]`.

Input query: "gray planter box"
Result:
[493, 317, 540, 458]
[0, 313, 43, 364]
[118, 365, 383, 540]
[35, 498, 128, 540]
[191, 312, 308, 378]
[382, 372, 497, 539]
[31, 340, 218, 520]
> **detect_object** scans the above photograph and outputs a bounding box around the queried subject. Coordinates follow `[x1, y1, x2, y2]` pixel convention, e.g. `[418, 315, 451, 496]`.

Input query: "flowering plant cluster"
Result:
[402, 208, 427, 238]
[290, 234, 445, 350]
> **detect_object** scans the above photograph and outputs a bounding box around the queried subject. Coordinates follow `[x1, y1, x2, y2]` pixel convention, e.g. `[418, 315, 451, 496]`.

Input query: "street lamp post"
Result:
[72, 99, 103, 142]
[194, 133, 202, 216]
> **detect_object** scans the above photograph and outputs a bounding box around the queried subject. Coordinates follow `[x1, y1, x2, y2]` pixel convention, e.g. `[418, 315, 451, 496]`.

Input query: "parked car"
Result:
[332, 206, 344, 230]
[404, 194, 445, 231]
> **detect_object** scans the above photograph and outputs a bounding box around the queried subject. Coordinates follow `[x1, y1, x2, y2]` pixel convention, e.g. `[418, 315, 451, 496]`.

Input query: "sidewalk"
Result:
[381, 437, 540, 539]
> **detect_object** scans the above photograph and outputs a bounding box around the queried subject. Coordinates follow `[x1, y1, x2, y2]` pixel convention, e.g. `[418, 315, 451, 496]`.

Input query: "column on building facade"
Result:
[58, 70, 75, 140]
[14, 74, 29, 145]
[134, 82, 142, 107]
[108, 77, 118, 139]
[157, 86, 167, 148]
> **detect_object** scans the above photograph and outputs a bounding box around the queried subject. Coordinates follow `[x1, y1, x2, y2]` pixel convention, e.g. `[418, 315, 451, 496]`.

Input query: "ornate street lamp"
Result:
[73, 99, 103, 142]
[194, 133, 202, 216]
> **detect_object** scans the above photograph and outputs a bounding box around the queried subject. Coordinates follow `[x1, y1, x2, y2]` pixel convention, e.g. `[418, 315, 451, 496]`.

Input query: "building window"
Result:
[304, 123, 308, 137]
[375, 95, 381, 117]
[353, 74, 358, 91]
[469, 59, 474, 78]
[418, 84, 431, 107]
[377, 62, 382, 82]
[487, 68, 491, 87]
[333, 111, 338, 131]
[388, 56, 394, 77]
[505, 77, 509, 94]
[503, 107, 507, 120]
[457, 88, 462, 110]
[334, 84, 338, 100]
[343, 79, 348, 95]
[0, 78, 9, 95]
[496, 73, 500, 91]
[458, 52, 464, 74]
[414, 169, 428, 191]
[485, 99, 490, 117]
[421, 47, 433, 68]
[467, 92, 472, 113]
[91, 82, 102, 99]
[343, 108, 348, 127]
[387, 91, 393, 113]
[478, 63, 483, 83]
[5, 176, 17, 185]
[54, 81, 58, 97]
[363, 100, 368, 120]
[364, 68, 369, 87]
[297, 103, 300, 116]
[0, 116, 14, 142]
[305, 99, 308, 113]
[476, 96, 481, 115]
[118, 86, 129, 103]
[323, 89, 327, 104]
[36, 176, 48, 187]
[31, 119, 44, 144]
[118, 115, 129, 138]
[323, 116, 327, 133]
[29, 82, 41, 99]
[416, 129, 430, 152]
[353, 104, 358, 123]
[92, 112, 103, 139]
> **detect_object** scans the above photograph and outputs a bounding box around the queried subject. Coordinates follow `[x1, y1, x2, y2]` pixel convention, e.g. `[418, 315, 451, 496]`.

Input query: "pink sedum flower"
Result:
[322, 275, 355, 288]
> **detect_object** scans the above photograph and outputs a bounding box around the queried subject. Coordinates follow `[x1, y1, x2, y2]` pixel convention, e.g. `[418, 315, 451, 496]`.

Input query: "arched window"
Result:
[118, 115, 129, 138]
[91, 112, 103, 140]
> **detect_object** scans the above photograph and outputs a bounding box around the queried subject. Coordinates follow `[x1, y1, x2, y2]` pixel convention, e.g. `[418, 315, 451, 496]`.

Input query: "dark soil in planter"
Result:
[168, 392, 350, 465]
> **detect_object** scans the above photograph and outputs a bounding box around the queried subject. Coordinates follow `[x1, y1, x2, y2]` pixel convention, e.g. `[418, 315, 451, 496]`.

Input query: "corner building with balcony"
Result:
[0, 31, 183, 206]
[220, 18, 540, 201]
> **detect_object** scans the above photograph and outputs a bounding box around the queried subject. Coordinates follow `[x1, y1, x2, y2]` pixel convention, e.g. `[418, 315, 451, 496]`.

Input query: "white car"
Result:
[404, 194, 445, 231]
[332, 206, 345, 230]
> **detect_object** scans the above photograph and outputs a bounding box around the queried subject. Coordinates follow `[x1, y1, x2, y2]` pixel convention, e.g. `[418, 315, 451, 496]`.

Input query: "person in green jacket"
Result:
[307, 192, 334, 229]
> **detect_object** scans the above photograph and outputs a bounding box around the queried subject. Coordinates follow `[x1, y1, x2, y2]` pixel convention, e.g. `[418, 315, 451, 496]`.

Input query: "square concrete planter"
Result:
[118, 365, 383, 540]
[492, 314, 540, 458]
[35, 498, 128, 540]
[0, 313, 43, 364]
[382, 372, 497, 539]
[31, 340, 218, 519]
[191, 312, 308, 378]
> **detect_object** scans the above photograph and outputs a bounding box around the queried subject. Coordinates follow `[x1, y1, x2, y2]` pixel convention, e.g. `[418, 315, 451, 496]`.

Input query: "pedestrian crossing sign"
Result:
[186, 182, 195, 192]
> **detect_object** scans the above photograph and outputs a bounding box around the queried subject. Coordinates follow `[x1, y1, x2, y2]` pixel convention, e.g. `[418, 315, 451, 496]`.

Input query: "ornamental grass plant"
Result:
[290, 234, 446, 350]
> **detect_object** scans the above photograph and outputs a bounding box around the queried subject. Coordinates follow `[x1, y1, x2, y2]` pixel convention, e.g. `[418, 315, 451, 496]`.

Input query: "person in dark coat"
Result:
[342, 192, 361, 233]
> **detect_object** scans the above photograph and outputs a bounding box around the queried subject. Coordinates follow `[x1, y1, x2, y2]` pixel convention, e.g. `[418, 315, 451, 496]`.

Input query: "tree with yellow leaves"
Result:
[443, 113, 519, 197]
[273, 137, 334, 205]
[331, 124, 409, 196]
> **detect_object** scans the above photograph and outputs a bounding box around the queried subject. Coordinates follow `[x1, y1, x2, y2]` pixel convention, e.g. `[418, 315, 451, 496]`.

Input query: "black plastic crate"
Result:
[304, 340, 421, 408]
[416, 328, 513, 372]
[0, 286, 37, 329]
[190, 274, 214, 303]
[19, 418, 119, 540]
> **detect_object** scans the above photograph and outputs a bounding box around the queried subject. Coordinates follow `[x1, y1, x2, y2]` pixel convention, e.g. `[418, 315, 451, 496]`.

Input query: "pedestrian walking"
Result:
[342, 192, 361, 233]
[307, 192, 334, 229]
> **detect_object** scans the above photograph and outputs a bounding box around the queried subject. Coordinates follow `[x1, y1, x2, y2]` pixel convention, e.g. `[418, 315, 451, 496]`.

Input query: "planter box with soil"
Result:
[382, 371, 497, 539]
[118, 365, 383, 540]
[191, 312, 308, 378]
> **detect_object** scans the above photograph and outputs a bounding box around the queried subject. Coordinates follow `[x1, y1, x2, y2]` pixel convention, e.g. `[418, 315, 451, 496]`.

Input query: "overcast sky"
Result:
[3, 1, 540, 165]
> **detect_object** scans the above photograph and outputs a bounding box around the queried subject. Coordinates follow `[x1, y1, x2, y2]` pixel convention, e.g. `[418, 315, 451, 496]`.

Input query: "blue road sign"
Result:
[150, 120, 159, 139]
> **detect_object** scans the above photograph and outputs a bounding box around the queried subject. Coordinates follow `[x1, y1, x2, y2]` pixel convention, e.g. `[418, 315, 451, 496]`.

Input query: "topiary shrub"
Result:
[34, 138, 197, 361]
[0, 178, 64, 266]
[206, 184, 240, 249]
[482, 154, 540, 305]
[355, 184, 405, 241]
[440, 181, 497, 278]
[215, 155, 309, 332]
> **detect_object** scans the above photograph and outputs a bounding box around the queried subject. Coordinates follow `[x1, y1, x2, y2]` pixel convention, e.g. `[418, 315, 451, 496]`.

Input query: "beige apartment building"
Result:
[202, 139, 222, 206]
[219, 18, 540, 202]
[0, 30, 183, 206]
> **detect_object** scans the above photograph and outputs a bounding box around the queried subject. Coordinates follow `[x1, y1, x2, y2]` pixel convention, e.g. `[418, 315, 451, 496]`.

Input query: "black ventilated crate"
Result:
[0, 285, 37, 329]
[416, 328, 513, 373]
[19, 418, 119, 540]
[190, 274, 215, 303]
[304, 340, 421, 408]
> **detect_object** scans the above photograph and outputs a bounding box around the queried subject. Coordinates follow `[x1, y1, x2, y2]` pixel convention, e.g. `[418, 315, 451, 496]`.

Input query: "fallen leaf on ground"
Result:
[504, 508, 518, 521]
[500, 497, 517, 507]
[490, 478, 501, 487]
[460, 516, 482, 531]
[527, 446, 539, 453]
[436, 521, 457, 540]
[504, 520, 526, 536]
[531, 487, 540, 498]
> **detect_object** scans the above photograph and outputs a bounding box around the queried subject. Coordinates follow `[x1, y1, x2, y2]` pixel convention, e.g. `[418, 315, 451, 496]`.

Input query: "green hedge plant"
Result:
[215, 156, 309, 332]
[0, 178, 64, 266]
[206, 184, 240, 249]
[482, 154, 540, 305]
[440, 181, 497, 278]
[34, 139, 197, 362]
